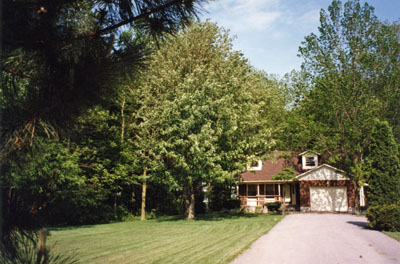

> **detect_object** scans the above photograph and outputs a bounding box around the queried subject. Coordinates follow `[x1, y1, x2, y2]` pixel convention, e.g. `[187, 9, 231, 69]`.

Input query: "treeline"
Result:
[2, 0, 400, 246]
[278, 0, 400, 211]
[1, 11, 286, 235]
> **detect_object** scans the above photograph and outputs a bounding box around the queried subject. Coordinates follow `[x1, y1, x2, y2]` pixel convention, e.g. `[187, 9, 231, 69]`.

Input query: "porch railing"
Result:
[243, 195, 291, 206]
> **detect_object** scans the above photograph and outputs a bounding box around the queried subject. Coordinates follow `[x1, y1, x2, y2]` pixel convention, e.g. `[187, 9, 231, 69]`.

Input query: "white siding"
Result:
[247, 198, 257, 206]
[300, 167, 348, 181]
[310, 187, 348, 212]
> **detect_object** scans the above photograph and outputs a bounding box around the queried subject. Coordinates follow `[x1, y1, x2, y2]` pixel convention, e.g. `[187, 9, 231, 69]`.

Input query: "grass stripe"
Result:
[49, 213, 283, 264]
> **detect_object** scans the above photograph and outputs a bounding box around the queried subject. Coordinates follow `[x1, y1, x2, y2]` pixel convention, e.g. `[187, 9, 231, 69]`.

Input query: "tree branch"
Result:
[2, 67, 40, 80]
[72, 0, 188, 40]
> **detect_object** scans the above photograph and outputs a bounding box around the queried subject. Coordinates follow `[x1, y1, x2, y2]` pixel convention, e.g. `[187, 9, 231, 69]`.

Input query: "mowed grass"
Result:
[384, 231, 400, 242]
[48, 213, 283, 264]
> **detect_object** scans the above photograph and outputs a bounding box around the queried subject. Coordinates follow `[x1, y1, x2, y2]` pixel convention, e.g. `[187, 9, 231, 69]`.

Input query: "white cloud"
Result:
[200, 0, 333, 75]
[203, 0, 283, 32]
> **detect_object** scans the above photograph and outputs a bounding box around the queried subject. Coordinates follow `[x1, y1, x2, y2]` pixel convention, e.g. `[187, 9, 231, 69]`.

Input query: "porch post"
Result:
[278, 184, 281, 199]
[257, 184, 260, 196]
[246, 184, 248, 197]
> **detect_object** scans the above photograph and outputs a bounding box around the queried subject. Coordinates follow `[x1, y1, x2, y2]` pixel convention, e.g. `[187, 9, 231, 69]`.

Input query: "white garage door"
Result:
[310, 187, 348, 212]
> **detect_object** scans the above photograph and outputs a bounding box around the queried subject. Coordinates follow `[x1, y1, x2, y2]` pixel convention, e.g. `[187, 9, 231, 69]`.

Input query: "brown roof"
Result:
[240, 151, 302, 182]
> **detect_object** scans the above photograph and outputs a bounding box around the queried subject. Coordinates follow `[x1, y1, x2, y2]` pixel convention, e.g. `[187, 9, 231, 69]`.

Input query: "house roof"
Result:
[239, 151, 302, 182]
[299, 150, 321, 156]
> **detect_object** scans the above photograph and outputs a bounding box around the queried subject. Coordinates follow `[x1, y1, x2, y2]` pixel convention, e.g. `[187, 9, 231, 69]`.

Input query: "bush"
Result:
[266, 202, 281, 211]
[223, 198, 241, 210]
[367, 204, 400, 231]
[0, 228, 78, 264]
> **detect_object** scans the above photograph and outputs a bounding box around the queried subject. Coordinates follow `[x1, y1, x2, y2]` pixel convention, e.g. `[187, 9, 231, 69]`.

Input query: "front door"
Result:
[283, 184, 291, 203]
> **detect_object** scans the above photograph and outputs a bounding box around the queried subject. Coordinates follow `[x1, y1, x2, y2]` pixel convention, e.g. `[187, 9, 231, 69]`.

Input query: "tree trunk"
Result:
[140, 168, 147, 221]
[187, 183, 195, 219]
[36, 228, 48, 264]
[131, 189, 135, 211]
[120, 94, 125, 143]
[354, 184, 361, 214]
[114, 194, 117, 219]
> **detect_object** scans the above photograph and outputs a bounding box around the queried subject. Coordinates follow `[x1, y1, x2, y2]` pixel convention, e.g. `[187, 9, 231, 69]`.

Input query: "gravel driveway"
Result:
[231, 213, 400, 264]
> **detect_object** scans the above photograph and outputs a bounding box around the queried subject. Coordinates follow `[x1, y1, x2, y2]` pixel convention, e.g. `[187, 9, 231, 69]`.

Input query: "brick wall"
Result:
[240, 196, 247, 206]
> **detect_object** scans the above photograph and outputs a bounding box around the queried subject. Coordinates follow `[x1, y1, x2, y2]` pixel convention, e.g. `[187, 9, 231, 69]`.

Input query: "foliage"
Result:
[47, 213, 283, 264]
[367, 204, 400, 232]
[277, 152, 292, 160]
[138, 21, 283, 218]
[266, 202, 282, 212]
[271, 168, 297, 181]
[363, 120, 400, 206]
[207, 181, 238, 211]
[0, 229, 78, 264]
[2, 0, 205, 130]
[279, 0, 400, 190]
[1, 0, 207, 252]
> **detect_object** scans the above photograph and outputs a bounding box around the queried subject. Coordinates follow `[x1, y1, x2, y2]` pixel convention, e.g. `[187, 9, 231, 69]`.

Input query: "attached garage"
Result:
[310, 187, 348, 212]
[297, 164, 355, 213]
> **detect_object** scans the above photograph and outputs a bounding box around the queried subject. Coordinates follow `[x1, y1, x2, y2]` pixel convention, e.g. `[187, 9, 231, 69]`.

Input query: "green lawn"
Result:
[384, 231, 400, 242]
[48, 213, 282, 264]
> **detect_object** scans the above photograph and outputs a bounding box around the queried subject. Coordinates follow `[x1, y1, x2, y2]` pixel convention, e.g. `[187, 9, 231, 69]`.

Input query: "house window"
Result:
[306, 157, 316, 166]
[247, 160, 262, 171]
[248, 185, 257, 196]
[266, 184, 275, 195]
[239, 185, 246, 196]
[259, 184, 265, 195]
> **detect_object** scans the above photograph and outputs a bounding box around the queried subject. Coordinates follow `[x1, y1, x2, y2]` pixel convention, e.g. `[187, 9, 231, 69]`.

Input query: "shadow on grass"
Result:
[48, 211, 282, 228]
[155, 211, 280, 222]
[347, 221, 370, 229]
[48, 220, 125, 232]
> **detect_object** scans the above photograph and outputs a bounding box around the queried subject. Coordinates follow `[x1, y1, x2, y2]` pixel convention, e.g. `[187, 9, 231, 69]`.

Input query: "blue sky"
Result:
[199, 0, 400, 77]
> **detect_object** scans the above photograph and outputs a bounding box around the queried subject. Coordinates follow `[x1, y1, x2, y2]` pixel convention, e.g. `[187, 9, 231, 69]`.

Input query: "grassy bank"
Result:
[384, 231, 400, 242]
[48, 213, 282, 264]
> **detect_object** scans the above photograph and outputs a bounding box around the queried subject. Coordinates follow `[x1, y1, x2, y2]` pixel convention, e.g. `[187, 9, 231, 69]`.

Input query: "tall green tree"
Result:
[278, 1, 400, 212]
[363, 120, 400, 206]
[282, 0, 400, 166]
[139, 22, 282, 219]
[1, 0, 206, 253]
[2, 0, 206, 139]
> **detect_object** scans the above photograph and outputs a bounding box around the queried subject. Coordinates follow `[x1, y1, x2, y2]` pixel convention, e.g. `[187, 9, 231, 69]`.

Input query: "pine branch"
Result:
[71, 0, 192, 41]
[2, 67, 40, 80]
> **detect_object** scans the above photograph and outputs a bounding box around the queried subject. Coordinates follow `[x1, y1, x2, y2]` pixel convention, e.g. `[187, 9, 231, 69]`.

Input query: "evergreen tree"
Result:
[364, 120, 400, 206]
[1, 0, 206, 255]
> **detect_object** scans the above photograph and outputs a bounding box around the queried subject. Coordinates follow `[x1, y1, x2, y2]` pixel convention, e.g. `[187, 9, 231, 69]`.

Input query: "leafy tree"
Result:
[297, 0, 382, 163]
[139, 21, 281, 218]
[281, 1, 399, 172]
[363, 120, 400, 206]
[271, 168, 297, 181]
[277, 1, 400, 212]
[1, 0, 206, 252]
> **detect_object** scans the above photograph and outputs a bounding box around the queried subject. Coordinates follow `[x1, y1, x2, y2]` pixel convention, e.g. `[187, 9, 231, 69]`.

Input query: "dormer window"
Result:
[306, 157, 316, 167]
[299, 150, 320, 170]
[247, 160, 262, 171]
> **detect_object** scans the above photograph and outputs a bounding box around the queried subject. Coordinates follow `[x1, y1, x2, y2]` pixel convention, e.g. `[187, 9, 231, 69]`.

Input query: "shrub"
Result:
[223, 198, 241, 210]
[266, 202, 281, 211]
[0, 228, 78, 264]
[367, 204, 400, 231]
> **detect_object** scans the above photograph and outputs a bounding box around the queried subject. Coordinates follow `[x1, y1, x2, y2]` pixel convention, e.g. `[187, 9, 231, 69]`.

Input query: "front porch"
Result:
[237, 182, 299, 207]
